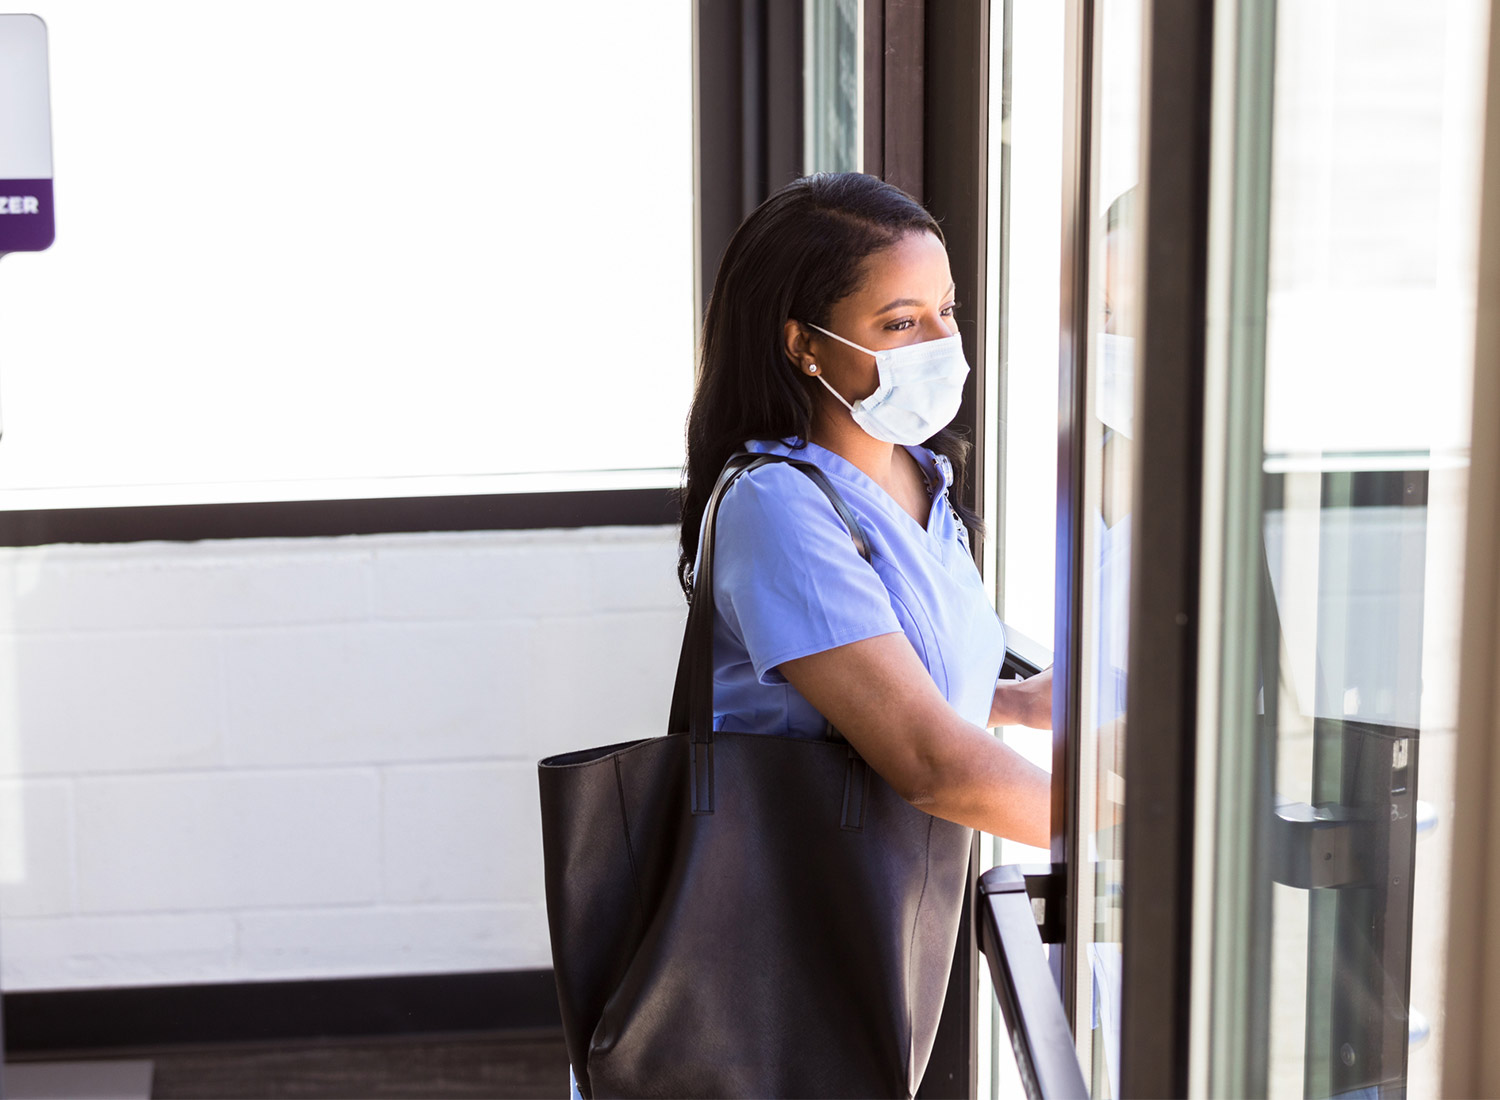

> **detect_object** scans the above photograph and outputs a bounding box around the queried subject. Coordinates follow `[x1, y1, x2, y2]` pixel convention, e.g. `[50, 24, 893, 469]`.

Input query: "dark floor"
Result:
[10, 1031, 570, 1100]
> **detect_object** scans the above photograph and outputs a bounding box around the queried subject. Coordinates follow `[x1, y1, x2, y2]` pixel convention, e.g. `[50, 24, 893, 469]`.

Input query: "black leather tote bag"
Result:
[538, 452, 973, 1099]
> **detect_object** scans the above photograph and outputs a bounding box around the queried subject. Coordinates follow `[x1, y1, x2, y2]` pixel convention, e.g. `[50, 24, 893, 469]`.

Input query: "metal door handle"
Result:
[1001, 624, 1052, 681]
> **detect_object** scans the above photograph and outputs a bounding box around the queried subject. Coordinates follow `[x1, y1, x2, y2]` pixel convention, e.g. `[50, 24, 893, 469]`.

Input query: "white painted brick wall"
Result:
[382, 763, 542, 904]
[0, 779, 74, 918]
[2, 914, 239, 989]
[0, 632, 226, 775]
[75, 770, 382, 913]
[223, 622, 537, 766]
[0, 525, 685, 990]
[235, 904, 550, 980]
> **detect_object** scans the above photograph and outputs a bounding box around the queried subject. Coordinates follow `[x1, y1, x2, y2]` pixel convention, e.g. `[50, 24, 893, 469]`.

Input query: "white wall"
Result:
[0, 524, 686, 990]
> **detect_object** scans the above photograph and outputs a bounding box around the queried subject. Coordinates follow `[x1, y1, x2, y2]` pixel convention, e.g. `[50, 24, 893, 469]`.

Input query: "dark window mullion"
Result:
[917, 0, 989, 1095]
[1052, 0, 1095, 1034]
[1118, 0, 1217, 1093]
[0, 489, 679, 548]
[694, 0, 803, 325]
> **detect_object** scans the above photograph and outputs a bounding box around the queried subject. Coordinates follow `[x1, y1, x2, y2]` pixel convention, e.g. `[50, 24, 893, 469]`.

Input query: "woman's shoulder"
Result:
[711, 442, 874, 557]
[728, 438, 867, 496]
[718, 451, 839, 531]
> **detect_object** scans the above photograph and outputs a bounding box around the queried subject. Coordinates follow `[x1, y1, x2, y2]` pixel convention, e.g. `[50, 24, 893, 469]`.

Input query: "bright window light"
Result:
[0, 2, 695, 508]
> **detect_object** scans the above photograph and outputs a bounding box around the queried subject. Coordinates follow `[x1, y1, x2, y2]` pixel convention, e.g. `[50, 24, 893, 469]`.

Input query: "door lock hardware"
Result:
[1271, 800, 1375, 889]
[979, 862, 1067, 944]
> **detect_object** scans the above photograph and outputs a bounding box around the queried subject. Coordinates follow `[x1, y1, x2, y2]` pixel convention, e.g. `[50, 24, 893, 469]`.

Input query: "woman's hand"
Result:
[988, 667, 1053, 730]
[778, 634, 1051, 848]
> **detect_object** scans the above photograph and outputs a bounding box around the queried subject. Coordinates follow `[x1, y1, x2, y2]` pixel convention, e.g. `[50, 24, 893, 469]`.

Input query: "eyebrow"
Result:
[875, 284, 957, 313]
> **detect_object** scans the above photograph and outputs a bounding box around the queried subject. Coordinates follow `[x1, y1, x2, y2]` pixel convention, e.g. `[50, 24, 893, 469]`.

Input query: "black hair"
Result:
[678, 171, 982, 599]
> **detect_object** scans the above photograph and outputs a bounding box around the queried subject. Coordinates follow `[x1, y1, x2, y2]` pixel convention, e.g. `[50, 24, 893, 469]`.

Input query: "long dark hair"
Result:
[678, 171, 982, 599]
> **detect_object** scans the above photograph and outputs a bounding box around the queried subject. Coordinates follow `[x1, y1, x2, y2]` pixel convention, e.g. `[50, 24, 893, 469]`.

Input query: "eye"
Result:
[885, 318, 916, 332]
[942, 301, 960, 316]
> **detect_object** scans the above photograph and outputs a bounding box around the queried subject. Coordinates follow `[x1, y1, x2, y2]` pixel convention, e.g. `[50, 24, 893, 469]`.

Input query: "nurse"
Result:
[678, 171, 1052, 847]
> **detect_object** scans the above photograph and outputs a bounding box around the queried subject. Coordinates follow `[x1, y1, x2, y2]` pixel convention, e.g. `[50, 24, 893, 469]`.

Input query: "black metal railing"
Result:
[979, 632, 1087, 1100]
[977, 863, 1087, 1099]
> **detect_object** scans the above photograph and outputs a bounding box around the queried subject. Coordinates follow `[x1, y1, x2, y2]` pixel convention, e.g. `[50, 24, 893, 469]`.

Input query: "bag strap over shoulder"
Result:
[667, 452, 873, 761]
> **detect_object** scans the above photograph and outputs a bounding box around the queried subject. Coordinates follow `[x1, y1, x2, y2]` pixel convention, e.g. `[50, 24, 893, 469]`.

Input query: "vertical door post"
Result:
[1441, 0, 1500, 1092]
[1117, 0, 1216, 1094]
[918, 1, 988, 1094]
[1052, 0, 1094, 1030]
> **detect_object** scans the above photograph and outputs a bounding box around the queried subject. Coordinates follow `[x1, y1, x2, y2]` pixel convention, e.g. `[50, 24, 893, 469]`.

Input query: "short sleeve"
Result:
[710, 463, 903, 684]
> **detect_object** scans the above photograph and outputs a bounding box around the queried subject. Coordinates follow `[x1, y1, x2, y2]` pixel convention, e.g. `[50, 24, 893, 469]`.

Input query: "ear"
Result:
[782, 319, 821, 376]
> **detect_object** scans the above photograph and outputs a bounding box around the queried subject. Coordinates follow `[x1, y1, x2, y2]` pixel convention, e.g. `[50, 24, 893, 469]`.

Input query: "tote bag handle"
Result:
[667, 452, 874, 813]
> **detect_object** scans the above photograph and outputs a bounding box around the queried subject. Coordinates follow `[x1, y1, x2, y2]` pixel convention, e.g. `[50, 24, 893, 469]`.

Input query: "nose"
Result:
[925, 312, 957, 340]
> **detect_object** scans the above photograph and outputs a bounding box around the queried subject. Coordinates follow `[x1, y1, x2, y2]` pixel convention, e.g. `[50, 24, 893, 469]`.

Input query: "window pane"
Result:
[0, 2, 694, 507]
[803, 0, 862, 174]
[1200, 1, 1489, 1095]
[982, 1, 1065, 1096]
[1070, 0, 1144, 1094]
[995, 0, 1063, 659]
[1260, 4, 1485, 1095]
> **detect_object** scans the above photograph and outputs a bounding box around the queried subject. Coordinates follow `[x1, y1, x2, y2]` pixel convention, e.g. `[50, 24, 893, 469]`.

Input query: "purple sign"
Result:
[0, 179, 54, 253]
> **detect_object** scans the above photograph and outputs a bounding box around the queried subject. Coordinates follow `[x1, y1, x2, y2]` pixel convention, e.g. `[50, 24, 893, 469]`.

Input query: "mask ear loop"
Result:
[816, 374, 858, 413]
[803, 321, 877, 358]
[801, 322, 868, 416]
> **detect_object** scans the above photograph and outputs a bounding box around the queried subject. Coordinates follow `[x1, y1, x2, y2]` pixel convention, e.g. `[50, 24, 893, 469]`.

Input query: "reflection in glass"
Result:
[1075, 1, 1144, 1095]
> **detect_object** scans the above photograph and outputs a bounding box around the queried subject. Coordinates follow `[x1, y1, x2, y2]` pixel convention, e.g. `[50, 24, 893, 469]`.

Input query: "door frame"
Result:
[1115, 0, 1217, 1094]
[1441, 1, 1500, 1092]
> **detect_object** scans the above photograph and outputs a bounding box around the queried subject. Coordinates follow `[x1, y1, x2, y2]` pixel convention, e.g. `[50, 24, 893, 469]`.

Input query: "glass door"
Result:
[982, 0, 1492, 1094]
[979, 0, 1150, 1092]
[1194, 0, 1492, 1096]
[1067, 1, 1143, 1094]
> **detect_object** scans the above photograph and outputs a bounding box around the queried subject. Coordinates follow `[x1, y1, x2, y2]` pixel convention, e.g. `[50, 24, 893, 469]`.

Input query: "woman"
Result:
[558, 172, 1055, 1100]
[680, 171, 1052, 845]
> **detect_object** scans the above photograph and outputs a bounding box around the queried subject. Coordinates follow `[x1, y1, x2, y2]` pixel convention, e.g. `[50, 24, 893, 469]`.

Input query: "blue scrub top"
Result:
[705, 437, 1007, 737]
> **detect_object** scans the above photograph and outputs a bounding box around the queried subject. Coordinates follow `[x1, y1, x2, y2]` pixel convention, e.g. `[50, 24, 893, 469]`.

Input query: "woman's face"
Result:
[786, 230, 958, 406]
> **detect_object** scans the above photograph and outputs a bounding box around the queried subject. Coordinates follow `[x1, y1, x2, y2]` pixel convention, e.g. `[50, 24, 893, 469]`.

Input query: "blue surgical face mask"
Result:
[803, 322, 971, 445]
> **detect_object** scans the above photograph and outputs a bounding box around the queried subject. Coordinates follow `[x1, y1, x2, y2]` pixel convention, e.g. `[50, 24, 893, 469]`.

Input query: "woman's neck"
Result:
[808, 405, 931, 529]
[808, 405, 899, 484]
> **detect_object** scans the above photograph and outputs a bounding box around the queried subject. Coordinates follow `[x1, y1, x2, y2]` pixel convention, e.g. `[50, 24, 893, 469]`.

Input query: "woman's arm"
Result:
[778, 634, 1051, 847]
[988, 666, 1053, 730]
